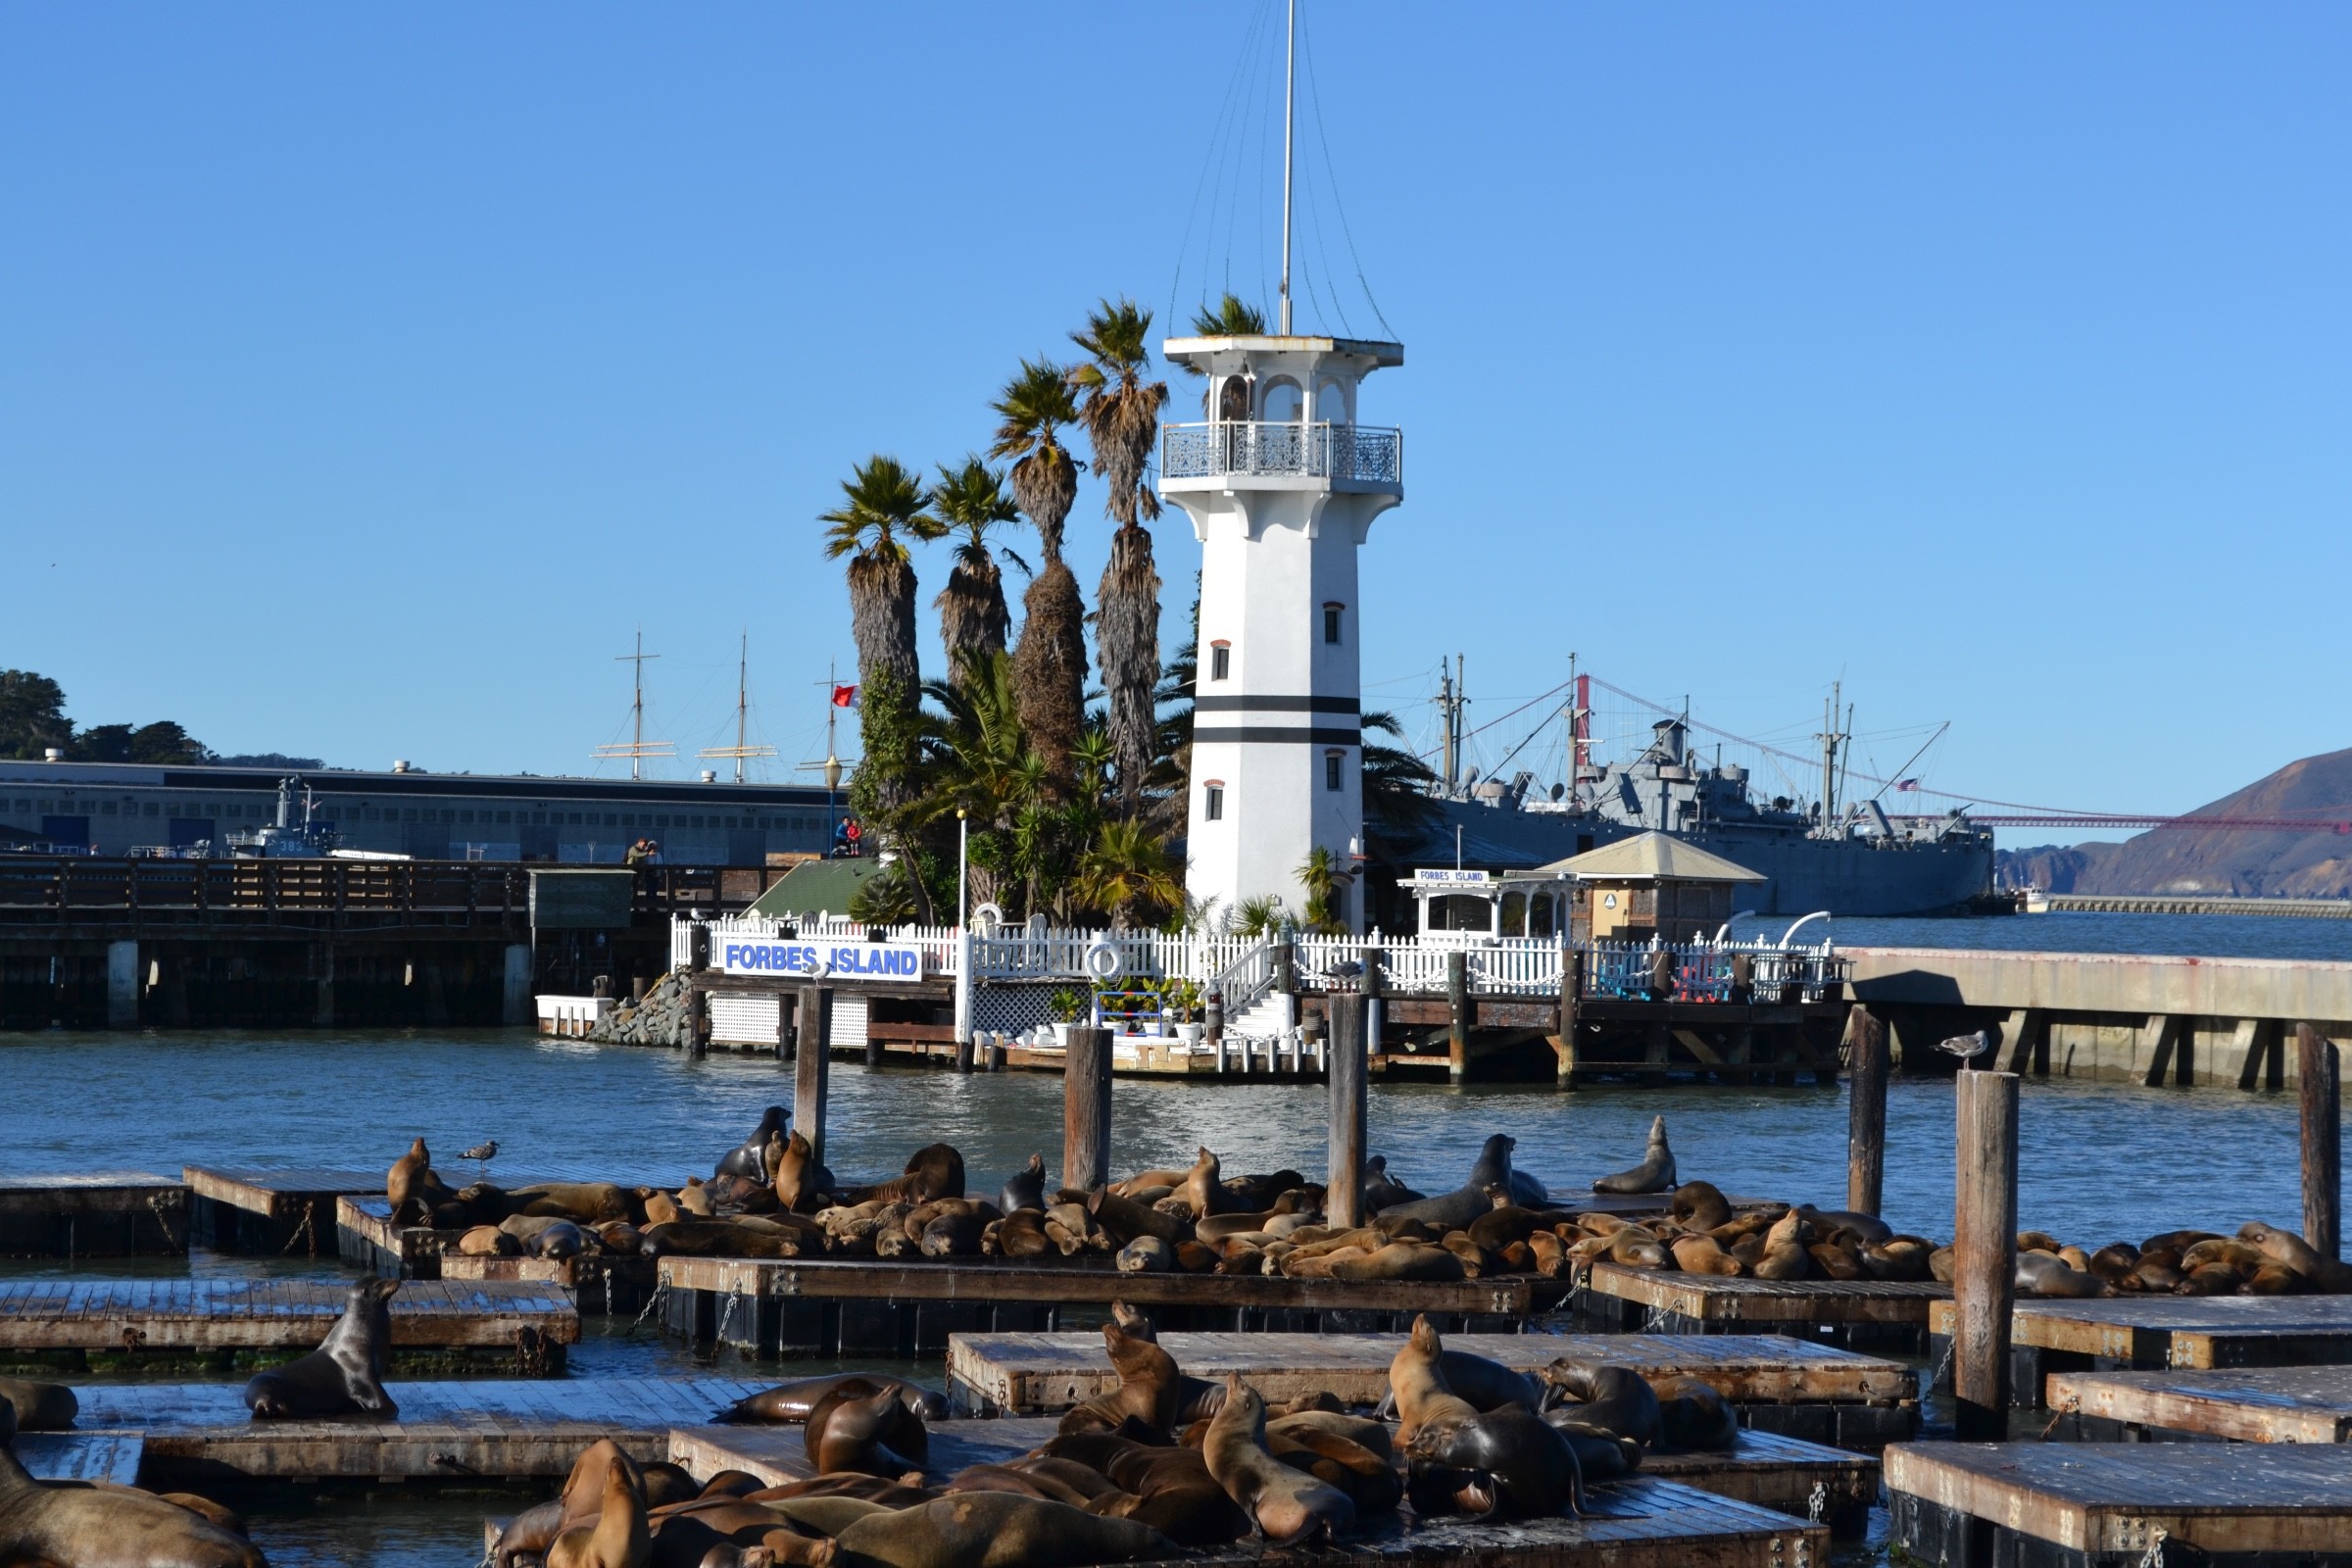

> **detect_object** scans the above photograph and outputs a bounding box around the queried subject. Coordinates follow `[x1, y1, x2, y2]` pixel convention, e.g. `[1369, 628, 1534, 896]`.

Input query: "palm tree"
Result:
[929, 456, 1025, 689]
[1190, 292, 1266, 336]
[1361, 710, 1443, 843]
[991, 359, 1088, 788]
[1297, 846, 1349, 934]
[910, 653, 1036, 914]
[1070, 299, 1169, 812]
[820, 455, 944, 914]
[1079, 818, 1185, 930]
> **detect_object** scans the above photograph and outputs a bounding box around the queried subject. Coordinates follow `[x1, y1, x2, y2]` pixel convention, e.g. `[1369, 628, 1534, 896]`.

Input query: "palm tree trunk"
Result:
[1097, 523, 1160, 811]
[1013, 562, 1087, 791]
[937, 559, 1009, 689]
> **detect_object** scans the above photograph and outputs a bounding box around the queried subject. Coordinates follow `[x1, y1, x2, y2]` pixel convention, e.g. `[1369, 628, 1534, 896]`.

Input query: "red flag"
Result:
[832, 685, 858, 709]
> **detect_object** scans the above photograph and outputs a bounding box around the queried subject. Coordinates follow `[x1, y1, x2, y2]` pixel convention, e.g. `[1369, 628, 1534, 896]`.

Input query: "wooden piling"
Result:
[1847, 1006, 1888, 1217]
[2301, 1023, 2341, 1261]
[1063, 1026, 1111, 1193]
[1953, 1069, 2019, 1441]
[1327, 993, 1368, 1230]
[687, 924, 710, 1058]
[774, 993, 792, 1063]
[795, 985, 832, 1168]
[1554, 949, 1582, 1090]
[1446, 950, 1470, 1082]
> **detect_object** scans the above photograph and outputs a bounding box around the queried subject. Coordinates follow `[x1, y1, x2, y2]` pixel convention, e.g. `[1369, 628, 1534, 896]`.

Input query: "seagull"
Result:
[1935, 1031, 1993, 1067]
[458, 1140, 498, 1177]
[1329, 959, 1364, 989]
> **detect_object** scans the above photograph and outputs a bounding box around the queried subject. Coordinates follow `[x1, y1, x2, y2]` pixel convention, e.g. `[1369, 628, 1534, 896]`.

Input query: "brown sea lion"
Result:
[998, 1153, 1048, 1214]
[1331, 1242, 1464, 1281]
[1542, 1418, 1643, 1481]
[1797, 1205, 1893, 1245]
[806, 1383, 930, 1476]
[1058, 1322, 1180, 1437]
[1669, 1180, 1733, 1230]
[1652, 1376, 1740, 1450]
[1105, 1302, 1226, 1422]
[715, 1373, 949, 1425]
[846, 1144, 965, 1206]
[386, 1136, 438, 1224]
[675, 1179, 716, 1218]
[1177, 1148, 1233, 1218]
[2179, 1262, 2245, 1295]
[2086, 1242, 2141, 1287]
[642, 1219, 810, 1258]
[1670, 1233, 1742, 1276]
[1752, 1208, 1811, 1280]
[2240, 1222, 2352, 1290]
[545, 1452, 650, 1568]
[1606, 1226, 1670, 1269]
[1038, 1430, 1250, 1545]
[1592, 1116, 1675, 1195]
[0, 1444, 264, 1568]
[1202, 1374, 1355, 1544]
[1378, 1136, 1518, 1231]
[243, 1276, 399, 1419]
[512, 1181, 633, 1223]
[640, 1188, 682, 1227]
[831, 1491, 1173, 1568]
[0, 1378, 77, 1432]
[456, 1224, 519, 1256]
[987, 1209, 1055, 1258]
[2016, 1250, 2108, 1298]
[775, 1130, 821, 1213]
[1085, 1188, 1184, 1246]
[1388, 1315, 1483, 1442]
[1263, 1416, 1399, 1514]
[1862, 1238, 1934, 1281]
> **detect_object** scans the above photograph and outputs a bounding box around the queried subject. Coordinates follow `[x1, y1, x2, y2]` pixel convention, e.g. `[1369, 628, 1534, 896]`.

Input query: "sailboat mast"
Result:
[733, 632, 749, 785]
[1279, 0, 1296, 334]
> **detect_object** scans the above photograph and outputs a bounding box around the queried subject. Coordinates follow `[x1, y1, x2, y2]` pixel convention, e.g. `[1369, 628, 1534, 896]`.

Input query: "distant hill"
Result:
[1995, 747, 2352, 898]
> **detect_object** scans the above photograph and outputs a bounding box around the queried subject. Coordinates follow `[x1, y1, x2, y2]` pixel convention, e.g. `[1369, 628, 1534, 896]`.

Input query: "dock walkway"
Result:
[1577, 1261, 1947, 1348]
[0, 1278, 577, 1374]
[1929, 1294, 2352, 1406]
[2050, 1365, 2352, 1444]
[1887, 1441, 2352, 1565]
[184, 1165, 378, 1254]
[674, 1423, 1833, 1565]
[947, 1329, 1918, 1447]
[0, 1172, 188, 1258]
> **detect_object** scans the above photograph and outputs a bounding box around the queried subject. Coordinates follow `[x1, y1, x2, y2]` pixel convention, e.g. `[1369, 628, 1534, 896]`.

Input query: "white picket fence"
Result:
[670, 915, 1845, 1001]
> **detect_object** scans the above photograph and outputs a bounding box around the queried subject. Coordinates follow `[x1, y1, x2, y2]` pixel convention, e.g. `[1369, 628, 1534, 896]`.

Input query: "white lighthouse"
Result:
[1158, 334, 1402, 932]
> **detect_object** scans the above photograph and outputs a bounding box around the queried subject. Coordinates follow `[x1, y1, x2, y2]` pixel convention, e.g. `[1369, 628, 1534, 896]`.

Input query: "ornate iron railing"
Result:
[1160, 421, 1402, 485]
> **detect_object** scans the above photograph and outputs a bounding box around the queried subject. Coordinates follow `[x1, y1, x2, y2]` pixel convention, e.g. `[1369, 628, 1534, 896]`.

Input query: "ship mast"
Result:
[1438, 654, 1466, 796]
[1815, 680, 1848, 828]
[1279, 0, 1297, 334]
[595, 630, 674, 779]
[698, 630, 777, 783]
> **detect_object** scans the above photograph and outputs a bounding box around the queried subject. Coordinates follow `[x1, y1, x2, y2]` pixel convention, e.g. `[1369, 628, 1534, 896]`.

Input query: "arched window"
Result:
[1202, 781, 1225, 822]
[1259, 376, 1302, 422]
[1209, 641, 1231, 681]
[1314, 378, 1349, 424]
[1529, 893, 1556, 939]
[1428, 894, 1493, 933]
[1216, 376, 1250, 422]
[1323, 603, 1345, 645]
[1324, 751, 1345, 792]
[1500, 891, 1527, 938]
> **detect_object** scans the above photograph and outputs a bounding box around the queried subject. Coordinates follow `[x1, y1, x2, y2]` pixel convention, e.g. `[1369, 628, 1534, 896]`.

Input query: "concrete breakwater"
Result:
[1848, 945, 2352, 1088]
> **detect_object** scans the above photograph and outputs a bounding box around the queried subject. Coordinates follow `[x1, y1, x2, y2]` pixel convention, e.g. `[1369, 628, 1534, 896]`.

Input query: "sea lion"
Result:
[1175, 1148, 1234, 1218]
[676, 1180, 716, 1218]
[1544, 1362, 1662, 1446]
[1671, 1233, 1743, 1276]
[998, 1154, 1047, 1214]
[1262, 1416, 1400, 1515]
[1360, 1155, 1415, 1212]
[832, 1491, 1174, 1568]
[805, 1383, 929, 1477]
[512, 1181, 633, 1223]
[1202, 1374, 1356, 1544]
[1058, 1322, 1180, 1437]
[717, 1105, 789, 1182]
[1653, 1375, 1740, 1450]
[545, 1452, 650, 1568]
[987, 1209, 1055, 1259]
[456, 1224, 519, 1256]
[1105, 1302, 1226, 1422]
[1085, 1188, 1184, 1246]
[1592, 1116, 1676, 1194]
[643, 1219, 809, 1259]
[243, 1276, 399, 1419]
[1116, 1236, 1173, 1273]
[2016, 1250, 2108, 1298]
[1332, 1241, 1464, 1281]
[2240, 1222, 2352, 1290]
[1373, 1348, 1541, 1423]
[1377, 1135, 1519, 1231]
[1038, 1431, 1251, 1545]
[845, 1144, 965, 1205]
[0, 1444, 264, 1568]
[1405, 1405, 1585, 1521]
[1797, 1205, 1893, 1246]
[1861, 1238, 1934, 1281]
[1388, 1315, 1484, 1443]
[0, 1378, 77, 1432]
[715, 1374, 948, 1425]
[387, 1136, 439, 1224]
[1669, 1180, 1733, 1230]
[1544, 1419, 1643, 1481]
[1751, 1207, 1811, 1280]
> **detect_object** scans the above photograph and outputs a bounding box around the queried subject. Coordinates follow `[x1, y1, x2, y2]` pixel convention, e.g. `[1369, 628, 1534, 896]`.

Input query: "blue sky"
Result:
[4, 6, 2345, 842]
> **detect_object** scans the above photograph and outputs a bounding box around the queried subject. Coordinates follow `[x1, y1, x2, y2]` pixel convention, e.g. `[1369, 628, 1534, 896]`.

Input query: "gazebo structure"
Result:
[1542, 831, 1765, 945]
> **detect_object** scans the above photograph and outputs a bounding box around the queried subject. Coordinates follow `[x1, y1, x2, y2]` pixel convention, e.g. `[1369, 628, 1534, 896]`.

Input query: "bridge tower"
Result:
[1157, 336, 1403, 933]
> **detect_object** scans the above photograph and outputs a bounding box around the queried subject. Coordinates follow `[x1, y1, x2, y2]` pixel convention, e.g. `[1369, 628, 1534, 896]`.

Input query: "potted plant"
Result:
[1165, 977, 1203, 1045]
[1048, 986, 1085, 1048]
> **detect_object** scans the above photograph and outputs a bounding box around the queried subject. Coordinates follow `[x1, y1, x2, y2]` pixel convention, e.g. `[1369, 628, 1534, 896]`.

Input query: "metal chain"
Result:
[1930, 1340, 1955, 1394]
[629, 1281, 667, 1335]
[2138, 1527, 2168, 1568]
[146, 1192, 186, 1255]
[1807, 1481, 1827, 1523]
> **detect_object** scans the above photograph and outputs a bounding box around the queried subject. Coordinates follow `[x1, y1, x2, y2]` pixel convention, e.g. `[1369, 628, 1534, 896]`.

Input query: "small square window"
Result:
[1323, 605, 1343, 645]
[569, 812, 584, 825]
[1325, 753, 1344, 791]
[459, 809, 474, 824]
[1203, 784, 1224, 822]
[497, 810, 512, 824]
[1210, 644, 1231, 681]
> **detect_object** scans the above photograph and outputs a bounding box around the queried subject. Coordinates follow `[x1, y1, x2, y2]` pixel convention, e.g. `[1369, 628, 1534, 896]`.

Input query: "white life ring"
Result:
[1083, 940, 1123, 979]
[970, 902, 1004, 935]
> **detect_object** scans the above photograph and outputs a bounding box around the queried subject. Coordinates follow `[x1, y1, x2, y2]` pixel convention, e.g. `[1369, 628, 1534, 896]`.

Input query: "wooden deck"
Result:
[948, 1329, 1914, 1412]
[442, 1251, 661, 1315]
[1577, 1260, 1946, 1346]
[68, 1376, 768, 1484]
[183, 1165, 378, 1254]
[2049, 1365, 2352, 1443]
[0, 1278, 577, 1373]
[1888, 1441, 2352, 1562]
[673, 1425, 1830, 1565]
[11, 1431, 144, 1485]
[0, 1172, 188, 1257]
[335, 1195, 452, 1280]
[1930, 1294, 2352, 1369]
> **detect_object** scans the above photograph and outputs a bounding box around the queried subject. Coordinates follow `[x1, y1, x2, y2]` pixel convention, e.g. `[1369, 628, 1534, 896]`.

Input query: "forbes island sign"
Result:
[718, 938, 926, 983]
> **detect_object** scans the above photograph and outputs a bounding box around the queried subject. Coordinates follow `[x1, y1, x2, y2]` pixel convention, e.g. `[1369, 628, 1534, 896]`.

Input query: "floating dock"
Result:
[0, 1172, 188, 1257]
[66, 1376, 767, 1486]
[12, 1431, 144, 1485]
[1576, 1260, 1946, 1348]
[0, 1278, 577, 1375]
[2049, 1365, 2352, 1444]
[1887, 1441, 2352, 1566]
[1929, 1294, 2352, 1407]
[947, 1329, 1918, 1447]
[657, 1256, 1576, 1356]
[441, 1250, 660, 1314]
[183, 1165, 379, 1254]
[672, 1422, 1831, 1565]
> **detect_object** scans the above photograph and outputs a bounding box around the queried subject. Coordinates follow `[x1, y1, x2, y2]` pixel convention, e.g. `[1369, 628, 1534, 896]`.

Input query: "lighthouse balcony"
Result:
[1159, 420, 1402, 493]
